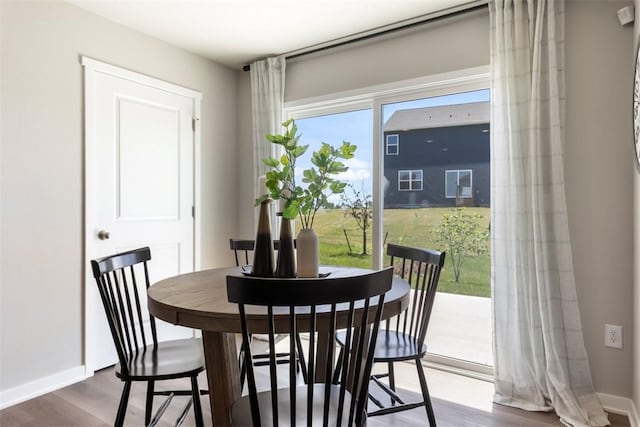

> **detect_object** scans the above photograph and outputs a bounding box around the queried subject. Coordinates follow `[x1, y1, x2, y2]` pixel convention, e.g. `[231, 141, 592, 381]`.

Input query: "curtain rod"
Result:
[242, 1, 488, 72]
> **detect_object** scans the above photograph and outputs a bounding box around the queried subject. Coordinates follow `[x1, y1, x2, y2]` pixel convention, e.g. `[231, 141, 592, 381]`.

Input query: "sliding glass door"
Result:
[379, 89, 492, 368]
[287, 68, 492, 373]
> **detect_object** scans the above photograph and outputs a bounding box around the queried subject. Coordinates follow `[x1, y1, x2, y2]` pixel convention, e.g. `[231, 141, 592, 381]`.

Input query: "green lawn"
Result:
[312, 207, 491, 298]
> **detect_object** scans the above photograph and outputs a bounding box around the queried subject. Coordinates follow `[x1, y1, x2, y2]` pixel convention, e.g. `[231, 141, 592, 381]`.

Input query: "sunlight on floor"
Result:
[376, 362, 496, 413]
[428, 368, 495, 412]
[266, 334, 497, 414]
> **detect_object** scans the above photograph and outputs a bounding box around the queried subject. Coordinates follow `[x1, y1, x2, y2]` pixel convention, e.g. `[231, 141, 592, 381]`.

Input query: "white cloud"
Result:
[337, 169, 370, 182]
[345, 158, 369, 169]
[338, 158, 371, 182]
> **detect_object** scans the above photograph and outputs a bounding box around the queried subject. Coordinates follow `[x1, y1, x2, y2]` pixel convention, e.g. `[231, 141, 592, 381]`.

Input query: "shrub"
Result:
[432, 208, 489, 283]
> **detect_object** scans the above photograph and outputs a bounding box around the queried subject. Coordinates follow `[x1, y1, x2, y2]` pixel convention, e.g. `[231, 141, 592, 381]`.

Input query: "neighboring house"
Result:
[383, 101, 490, 208]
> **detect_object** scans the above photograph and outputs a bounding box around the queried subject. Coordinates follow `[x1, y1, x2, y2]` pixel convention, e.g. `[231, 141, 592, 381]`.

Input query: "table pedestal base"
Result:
[202, 331, 240, 426]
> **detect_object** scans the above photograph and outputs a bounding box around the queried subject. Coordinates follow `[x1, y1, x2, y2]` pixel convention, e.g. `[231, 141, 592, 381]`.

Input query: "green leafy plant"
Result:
[256, 119, 356, 229]
[255, 118, 308, 217]
[431, 208, 489, 283]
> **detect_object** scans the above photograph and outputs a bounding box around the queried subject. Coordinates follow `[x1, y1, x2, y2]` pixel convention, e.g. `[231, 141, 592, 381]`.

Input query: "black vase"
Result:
[252, 199, 274, 277]
[275, 216, 296, 278]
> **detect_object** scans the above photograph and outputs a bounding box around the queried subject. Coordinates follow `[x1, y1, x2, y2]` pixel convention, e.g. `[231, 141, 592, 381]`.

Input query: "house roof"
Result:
[384, 101, 490, 132]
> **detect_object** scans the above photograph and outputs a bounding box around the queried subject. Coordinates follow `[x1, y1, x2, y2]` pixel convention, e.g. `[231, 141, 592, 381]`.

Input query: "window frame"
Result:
[398, 169, 423, 191]
[284, 67, 491, 378]
[285, 65, 489, 270]
[386, 134, 399, 155]
[445, 169, 473, 199]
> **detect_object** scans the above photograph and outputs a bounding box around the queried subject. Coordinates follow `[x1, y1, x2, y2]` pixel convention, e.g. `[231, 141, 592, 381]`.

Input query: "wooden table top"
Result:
[148, 266, 410, 333]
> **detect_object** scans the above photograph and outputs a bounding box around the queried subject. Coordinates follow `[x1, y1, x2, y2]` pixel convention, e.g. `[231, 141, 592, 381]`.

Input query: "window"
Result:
[291, 109, 373, 267]
[398, 170, 423, 191]
[445, 169, 473, 198]
[386, 134, 399, 155]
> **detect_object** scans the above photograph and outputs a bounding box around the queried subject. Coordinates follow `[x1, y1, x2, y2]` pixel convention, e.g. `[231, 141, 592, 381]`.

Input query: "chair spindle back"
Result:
[387, 243, 445, 349]
[90, 247, 157, 375]
[227, 267, 393, 426]
[229, 238, 295, 267]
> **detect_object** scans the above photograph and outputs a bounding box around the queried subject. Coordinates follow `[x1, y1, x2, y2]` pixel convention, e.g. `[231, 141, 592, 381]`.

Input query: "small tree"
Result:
[341, 183, 372, 255]
[432, 208, 489, 283]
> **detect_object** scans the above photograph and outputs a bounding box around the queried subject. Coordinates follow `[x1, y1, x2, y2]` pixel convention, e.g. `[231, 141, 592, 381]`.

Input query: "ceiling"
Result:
[67, 0, 477, 69]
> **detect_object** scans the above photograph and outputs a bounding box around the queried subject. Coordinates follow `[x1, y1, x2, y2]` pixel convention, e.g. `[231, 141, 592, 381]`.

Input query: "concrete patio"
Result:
[426, 292, 493, 367]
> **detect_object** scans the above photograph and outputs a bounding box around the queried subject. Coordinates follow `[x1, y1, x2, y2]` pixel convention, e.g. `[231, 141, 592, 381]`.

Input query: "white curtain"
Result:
[490, 1, 608, 426]
[250, 56, 286, 228]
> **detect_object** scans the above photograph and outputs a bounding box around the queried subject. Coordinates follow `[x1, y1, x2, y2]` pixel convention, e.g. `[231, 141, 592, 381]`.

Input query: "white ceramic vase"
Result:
[296, 228, 319, 278]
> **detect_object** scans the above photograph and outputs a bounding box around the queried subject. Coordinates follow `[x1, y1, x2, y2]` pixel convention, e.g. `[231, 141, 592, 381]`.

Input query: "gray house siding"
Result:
[383, 123, 490, 208]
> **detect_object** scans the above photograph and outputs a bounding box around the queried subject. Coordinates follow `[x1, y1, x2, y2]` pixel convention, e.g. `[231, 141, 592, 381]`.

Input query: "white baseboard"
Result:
[597, 392, 640, 427]
[0, 366, 86, 410]
[629, 400, 640, 427]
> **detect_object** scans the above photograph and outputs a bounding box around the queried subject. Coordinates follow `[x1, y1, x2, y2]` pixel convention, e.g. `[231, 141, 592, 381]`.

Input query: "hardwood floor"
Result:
[0, 365, 630, 426]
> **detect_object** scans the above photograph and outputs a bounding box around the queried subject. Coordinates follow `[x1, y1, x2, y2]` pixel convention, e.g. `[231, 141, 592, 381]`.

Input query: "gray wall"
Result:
[634, 0, 640, 417]
[237, 2, 636, 399]
[0, 1, 237, 392]
[564, 1, 634, 398]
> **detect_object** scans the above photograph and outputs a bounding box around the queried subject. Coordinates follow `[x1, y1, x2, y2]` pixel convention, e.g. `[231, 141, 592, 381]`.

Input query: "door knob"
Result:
[97, 230, 111, 240]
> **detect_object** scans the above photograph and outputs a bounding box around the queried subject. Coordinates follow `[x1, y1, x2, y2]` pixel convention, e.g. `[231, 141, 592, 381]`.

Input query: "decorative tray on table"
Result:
[240, 265, 331, 278]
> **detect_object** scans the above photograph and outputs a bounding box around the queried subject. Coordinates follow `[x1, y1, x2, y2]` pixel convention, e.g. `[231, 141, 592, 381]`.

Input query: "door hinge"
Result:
[192, 206, 195, 218]
[192, 117, 199, 131]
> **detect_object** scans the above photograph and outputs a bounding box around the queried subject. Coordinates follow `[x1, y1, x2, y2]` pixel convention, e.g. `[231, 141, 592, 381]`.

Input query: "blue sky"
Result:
[294, 89, 490, 201]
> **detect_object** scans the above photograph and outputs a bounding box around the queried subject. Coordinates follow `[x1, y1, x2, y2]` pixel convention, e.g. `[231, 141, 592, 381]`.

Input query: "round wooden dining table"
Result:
[147, 265, 410, 426]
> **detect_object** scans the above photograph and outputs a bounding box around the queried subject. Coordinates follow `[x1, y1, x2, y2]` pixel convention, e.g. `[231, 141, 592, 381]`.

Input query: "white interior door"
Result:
[83, 57, 202, 373]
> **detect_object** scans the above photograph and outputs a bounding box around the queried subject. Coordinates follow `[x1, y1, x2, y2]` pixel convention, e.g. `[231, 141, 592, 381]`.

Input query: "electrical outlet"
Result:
[604, 324, 623, 349]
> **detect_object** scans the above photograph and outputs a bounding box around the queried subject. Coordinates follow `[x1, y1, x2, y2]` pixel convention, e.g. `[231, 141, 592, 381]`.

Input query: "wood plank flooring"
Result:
[0, 365, 630, 426]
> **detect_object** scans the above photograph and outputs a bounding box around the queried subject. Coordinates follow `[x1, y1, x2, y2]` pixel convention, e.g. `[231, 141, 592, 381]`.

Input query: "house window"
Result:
[398, 170, 423, 191]
[445, 169, 473, 198]
[386, 134, 399, 155]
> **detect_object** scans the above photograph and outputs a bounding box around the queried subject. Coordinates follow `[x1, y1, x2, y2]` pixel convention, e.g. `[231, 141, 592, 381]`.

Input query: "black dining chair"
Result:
[229, 238, 308, 387]
[91, 247, 205, 427]
[334, 243, 445, 425]
[229, 238, 255, 267]
[227, 267, 393, 426]
[146, 393, 193, 427]
[228, 238, 296, 266]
